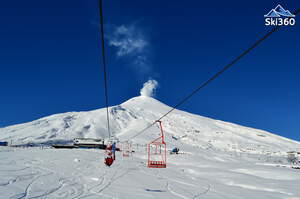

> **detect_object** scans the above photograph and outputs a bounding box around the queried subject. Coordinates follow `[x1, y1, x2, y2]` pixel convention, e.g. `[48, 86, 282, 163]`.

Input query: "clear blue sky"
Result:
[0, 0, 299, 141]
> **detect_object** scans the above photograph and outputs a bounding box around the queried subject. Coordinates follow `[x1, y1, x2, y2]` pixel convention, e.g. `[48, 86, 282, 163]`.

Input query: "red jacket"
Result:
[105, 157, 114, 167]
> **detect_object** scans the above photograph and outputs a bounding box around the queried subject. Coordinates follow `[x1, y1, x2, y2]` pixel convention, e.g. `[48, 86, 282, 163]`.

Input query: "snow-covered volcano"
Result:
[1, 96, 299, 153]
[1, 96, 300, 199]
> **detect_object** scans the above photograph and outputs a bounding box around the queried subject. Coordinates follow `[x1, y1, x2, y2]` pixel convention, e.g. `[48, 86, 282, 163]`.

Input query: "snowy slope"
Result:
[1, 96, 299, 154]
[1, 143, 300, 199]
[1, 96, 300, 199]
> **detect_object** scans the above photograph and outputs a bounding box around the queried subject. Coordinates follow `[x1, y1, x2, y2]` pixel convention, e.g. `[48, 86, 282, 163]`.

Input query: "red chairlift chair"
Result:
[104, 142, 114, 167]
[147, 121, 167, 168]
[122, 141, 131, 157]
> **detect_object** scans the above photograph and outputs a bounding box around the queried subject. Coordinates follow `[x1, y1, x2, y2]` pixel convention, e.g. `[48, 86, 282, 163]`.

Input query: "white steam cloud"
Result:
[108, 24, 151, 74]
[140, 79, 158, 97]
[107, 24, 159, 97]
[109, 25, 147, 57]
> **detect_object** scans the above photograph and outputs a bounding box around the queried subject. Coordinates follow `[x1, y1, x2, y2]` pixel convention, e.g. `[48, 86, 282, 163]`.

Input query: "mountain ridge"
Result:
[0, 96, 299, 153]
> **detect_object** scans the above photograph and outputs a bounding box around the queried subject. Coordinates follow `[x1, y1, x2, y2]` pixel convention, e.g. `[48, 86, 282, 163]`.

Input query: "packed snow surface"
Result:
[1, 96, 300, 198]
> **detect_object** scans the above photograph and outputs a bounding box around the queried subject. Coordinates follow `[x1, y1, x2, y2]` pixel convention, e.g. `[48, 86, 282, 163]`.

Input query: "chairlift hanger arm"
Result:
[98, 0, 111, 139]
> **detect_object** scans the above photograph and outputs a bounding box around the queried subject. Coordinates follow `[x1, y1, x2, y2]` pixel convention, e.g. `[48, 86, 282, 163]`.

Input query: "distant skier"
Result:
[112, 142, 116, 160]
[171, 147, 179, 154]
[104, 142, 114, 167]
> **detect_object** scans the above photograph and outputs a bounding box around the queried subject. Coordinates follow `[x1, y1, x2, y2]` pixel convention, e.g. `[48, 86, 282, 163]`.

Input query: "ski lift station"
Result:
[73, 138, 105, 149]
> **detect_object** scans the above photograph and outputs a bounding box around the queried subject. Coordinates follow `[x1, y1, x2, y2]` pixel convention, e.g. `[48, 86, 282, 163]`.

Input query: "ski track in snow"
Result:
[166, 181, 189, 199]
[192, 184, 211, 199]
[97, 162, 124, 194]
[1, 147, 300, 199]
[137, 162, 211, 199]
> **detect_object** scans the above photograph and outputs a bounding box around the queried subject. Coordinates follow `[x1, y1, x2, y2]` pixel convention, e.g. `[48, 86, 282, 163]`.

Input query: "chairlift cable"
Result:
[98, 0, 111, 139]
[130, 8, 300, 140]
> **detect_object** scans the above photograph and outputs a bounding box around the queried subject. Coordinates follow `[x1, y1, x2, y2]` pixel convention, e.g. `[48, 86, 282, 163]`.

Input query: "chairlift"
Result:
[104, 140, 116, 166]
[122, 141, 132, 157]
[147, 121, 167, 168]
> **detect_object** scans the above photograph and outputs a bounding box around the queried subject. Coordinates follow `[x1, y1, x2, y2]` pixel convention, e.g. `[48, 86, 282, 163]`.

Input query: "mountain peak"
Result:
[121, 96, 171, 112]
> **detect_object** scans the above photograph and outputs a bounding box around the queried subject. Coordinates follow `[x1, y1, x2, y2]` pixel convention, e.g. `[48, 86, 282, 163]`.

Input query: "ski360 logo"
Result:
[264, 4, 295, 26]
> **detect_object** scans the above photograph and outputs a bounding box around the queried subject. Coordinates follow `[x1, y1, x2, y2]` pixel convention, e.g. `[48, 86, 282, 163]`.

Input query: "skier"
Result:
[112, 142, 116, 160]
[171, 147, 179, 154]
[104, 142, 114, 167]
